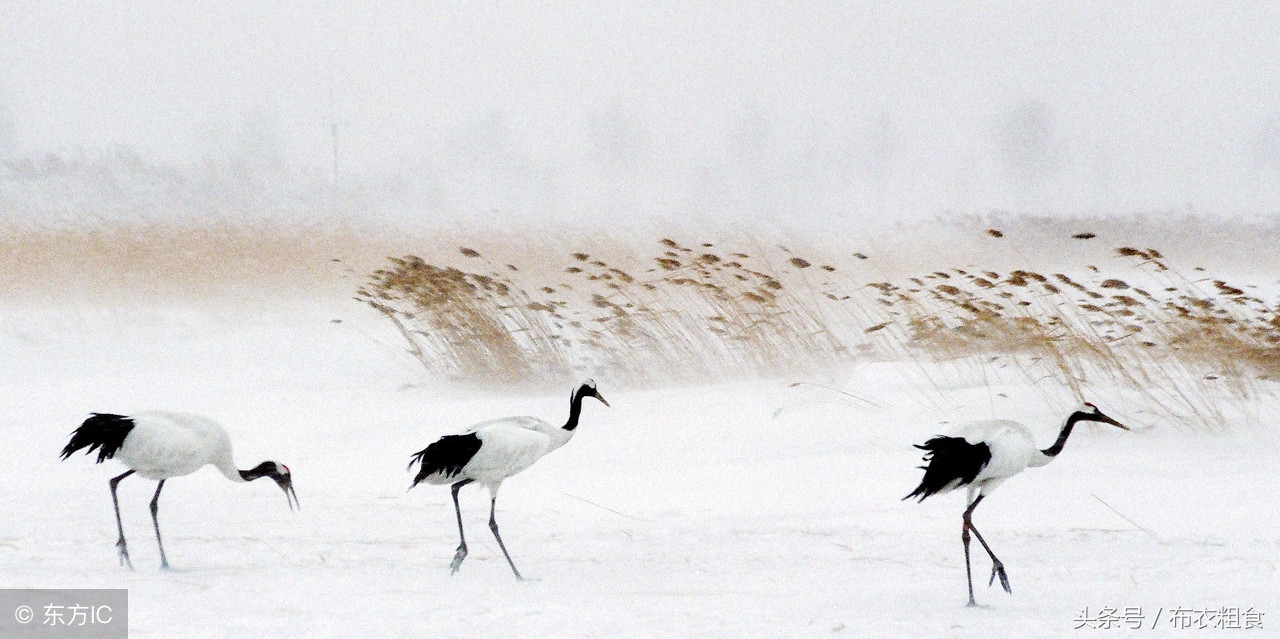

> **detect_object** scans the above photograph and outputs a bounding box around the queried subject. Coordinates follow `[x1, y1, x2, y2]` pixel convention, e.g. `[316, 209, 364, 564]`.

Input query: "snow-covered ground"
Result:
[1, 292, 1277, 637]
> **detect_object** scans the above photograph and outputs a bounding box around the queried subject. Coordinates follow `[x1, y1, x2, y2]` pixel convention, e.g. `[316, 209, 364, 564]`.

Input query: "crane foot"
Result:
[116, 539, 133, 571]
[989, 562, 1011, 594]
[449, 543, 467, 575]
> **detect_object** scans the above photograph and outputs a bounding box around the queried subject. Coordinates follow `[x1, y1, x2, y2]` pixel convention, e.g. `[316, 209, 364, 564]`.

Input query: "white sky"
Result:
[3, 2, 1280, 224]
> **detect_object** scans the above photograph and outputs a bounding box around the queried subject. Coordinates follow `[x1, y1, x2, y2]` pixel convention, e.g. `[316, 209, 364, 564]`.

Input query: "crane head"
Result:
[579, 379, 611, 407]
[269, 462, 300, 511]
[1078, 402, 1129, 430]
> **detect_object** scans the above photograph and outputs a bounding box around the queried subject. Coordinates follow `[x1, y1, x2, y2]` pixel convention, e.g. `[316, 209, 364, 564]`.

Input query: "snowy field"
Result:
[8, 1, 1280, 634]
[2, 279, 1277, 637]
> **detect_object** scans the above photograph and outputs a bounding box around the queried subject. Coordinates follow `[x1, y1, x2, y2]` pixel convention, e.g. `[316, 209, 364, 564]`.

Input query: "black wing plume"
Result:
[60, 413, 135, 463]
[408, 433, 483, 488]
[904, 435, 991, 502]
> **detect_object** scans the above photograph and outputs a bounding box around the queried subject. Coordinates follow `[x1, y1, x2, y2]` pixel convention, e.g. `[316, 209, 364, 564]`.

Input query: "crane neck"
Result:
[562, 387, 586, 431]
[210, 450, 247, 483]
[236, 461, 277, 483]
[1039, 411, 1088, 459]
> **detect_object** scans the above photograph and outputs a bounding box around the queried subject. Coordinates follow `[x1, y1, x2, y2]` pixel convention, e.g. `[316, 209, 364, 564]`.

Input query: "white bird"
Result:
[408, 380, 609, 579]
[905, 402, 1128, 607]
[60, 411, 298, 570]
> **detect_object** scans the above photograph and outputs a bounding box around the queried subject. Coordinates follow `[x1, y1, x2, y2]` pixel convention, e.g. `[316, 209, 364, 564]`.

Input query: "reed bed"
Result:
[359, 230, 1280, 428]
[356, 239, 854, 386]
[0, 218, 407, 303]
[358, 230, 1280, 430]
[857, 241, 1280, 429]
[3, 214, 1272, 428]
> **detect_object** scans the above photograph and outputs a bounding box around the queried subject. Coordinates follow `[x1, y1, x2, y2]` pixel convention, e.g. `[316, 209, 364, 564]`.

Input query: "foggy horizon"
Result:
[4, 2, 1280, 227]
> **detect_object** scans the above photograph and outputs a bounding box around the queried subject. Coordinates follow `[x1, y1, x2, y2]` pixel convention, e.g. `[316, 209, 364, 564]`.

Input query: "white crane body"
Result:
[111, 411, 240, 481]
[408, 381, 609, 579]
[61, 411, 297, 570]
[906, 404, 1129, 607]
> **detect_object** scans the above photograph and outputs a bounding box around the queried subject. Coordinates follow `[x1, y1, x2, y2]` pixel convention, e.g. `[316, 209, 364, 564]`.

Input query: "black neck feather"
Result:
[239, 462, 276, 481]
[563, 388, 585, 431]
[1040, 412, 1089, 458]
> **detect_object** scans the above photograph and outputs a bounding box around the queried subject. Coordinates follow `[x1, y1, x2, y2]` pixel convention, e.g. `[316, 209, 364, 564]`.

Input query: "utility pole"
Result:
[330, 103, 339, 187]
[325, 64, 346, 213]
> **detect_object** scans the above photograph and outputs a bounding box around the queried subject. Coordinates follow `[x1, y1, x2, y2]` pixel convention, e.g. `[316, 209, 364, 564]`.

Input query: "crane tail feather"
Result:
[408, 433, 483, 488]
[60, 413, 135, 463]
[905, 436, 991, 502]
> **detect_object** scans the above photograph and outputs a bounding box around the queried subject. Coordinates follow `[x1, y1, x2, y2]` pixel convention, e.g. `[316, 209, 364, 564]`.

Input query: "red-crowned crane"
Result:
[60, 411, 298, 570]
[905, 402, 1129, 607]
[408, 380, 609, 580]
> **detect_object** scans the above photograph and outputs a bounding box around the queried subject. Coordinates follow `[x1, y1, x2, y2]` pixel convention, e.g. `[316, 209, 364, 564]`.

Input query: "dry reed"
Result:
[359, 231, 1280, 428]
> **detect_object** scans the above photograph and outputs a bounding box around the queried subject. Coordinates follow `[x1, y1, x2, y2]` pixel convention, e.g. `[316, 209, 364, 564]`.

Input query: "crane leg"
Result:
[488, 495, 523, 581]
[150, 480, 170, 570]
[448, 479, 473, 574]
[108, 470, 135, 570]
[962, 519, 976, 606]
[963, 495, 1011, 598]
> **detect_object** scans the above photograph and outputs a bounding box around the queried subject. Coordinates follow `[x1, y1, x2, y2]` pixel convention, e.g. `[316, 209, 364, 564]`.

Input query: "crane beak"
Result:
[276, 475, 300, 511]
[594, 392, 611, 408]
[1096, 413, 1129, 430]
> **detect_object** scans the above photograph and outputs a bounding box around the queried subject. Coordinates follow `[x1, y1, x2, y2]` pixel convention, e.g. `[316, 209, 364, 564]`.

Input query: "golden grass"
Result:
[0, 219, 431, 305]
[0, 220, 630, 303]
[356, 226, 1280, 427]
[858, 245, 1280, 428]
[4, 215, 1277, 428]
[356, 237, 855, 386]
